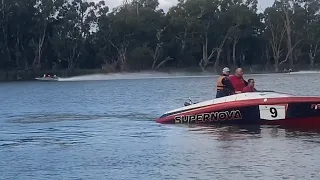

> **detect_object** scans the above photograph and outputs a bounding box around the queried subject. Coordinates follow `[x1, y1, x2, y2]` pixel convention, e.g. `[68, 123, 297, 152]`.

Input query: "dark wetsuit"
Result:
[216, 74, 235, 98]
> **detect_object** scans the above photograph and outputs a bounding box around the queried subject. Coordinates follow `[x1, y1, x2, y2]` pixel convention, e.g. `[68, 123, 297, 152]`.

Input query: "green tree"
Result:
[1, 0, 320, 79]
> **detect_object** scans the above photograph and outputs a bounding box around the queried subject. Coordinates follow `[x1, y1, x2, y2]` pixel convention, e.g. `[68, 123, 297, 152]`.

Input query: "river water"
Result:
[1, 72, 320, 180]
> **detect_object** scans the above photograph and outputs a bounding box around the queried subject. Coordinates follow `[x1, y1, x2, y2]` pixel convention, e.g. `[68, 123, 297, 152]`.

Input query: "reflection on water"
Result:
[6, 112, 156, 123]
[1, 73, 320, 180]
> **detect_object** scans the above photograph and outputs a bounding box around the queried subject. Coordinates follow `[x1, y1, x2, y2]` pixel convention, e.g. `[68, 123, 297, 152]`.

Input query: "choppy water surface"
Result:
[1, 72, 320, 180]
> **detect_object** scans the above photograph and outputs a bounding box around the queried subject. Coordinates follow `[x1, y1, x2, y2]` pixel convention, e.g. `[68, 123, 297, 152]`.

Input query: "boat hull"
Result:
[35, 77, 59, 81]
[156, 95, 320, 127]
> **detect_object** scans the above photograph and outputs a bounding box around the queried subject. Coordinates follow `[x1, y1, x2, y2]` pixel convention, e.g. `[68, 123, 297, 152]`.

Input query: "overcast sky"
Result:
[91, 0, 274, 12]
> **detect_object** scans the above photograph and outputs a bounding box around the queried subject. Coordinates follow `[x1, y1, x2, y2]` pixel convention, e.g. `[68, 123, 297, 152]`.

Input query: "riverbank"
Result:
[1, 65, 319, 81]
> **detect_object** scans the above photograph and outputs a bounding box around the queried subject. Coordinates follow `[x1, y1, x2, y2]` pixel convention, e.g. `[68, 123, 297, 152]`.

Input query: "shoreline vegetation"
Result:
[1, 0, 320, 81]
[1, 65, 320, 81]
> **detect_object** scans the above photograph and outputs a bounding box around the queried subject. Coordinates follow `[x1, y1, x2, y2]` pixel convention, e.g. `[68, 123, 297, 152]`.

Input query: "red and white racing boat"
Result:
[156, 91, 320, 127]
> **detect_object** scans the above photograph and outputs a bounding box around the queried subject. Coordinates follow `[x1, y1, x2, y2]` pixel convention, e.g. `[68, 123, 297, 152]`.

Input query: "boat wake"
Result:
[287, 70, 320, 74]
[53, 70, 320, 82]
[57, 72, 213, 82]
[6, 112, 158, 124]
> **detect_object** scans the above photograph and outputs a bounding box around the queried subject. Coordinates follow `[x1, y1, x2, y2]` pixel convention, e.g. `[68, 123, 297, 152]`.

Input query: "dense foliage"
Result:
[1, 0, 320, 73]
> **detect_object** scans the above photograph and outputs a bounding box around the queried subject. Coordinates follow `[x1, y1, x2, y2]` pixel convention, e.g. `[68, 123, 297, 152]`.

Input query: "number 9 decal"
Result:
[269, 107, 278, 118]
[259, 105, 285, 120]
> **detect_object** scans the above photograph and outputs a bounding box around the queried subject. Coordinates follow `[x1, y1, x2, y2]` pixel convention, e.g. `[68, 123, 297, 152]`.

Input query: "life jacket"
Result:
[216, 75, 227, 90]
[229, 75, 246, 91]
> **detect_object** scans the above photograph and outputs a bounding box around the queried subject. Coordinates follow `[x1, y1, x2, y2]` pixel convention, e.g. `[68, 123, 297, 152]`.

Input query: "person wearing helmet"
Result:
[216, 67, 235, 98]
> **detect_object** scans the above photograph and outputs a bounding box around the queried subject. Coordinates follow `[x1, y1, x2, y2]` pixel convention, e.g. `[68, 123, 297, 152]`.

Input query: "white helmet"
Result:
[223, 67, 230, 73]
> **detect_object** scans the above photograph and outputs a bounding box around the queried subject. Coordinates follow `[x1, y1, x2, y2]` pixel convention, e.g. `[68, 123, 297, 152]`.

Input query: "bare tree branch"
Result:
[279, 39, 302, 66]
[155, 56, 173, 69]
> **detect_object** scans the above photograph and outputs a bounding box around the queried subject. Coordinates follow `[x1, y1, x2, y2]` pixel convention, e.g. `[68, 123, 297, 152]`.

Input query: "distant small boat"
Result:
[35, 74, 59, 81]
[283, 68, 293, 74]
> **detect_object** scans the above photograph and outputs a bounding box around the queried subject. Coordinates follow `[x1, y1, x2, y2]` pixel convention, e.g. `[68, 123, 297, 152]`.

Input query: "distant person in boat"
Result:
[283, 68, 292, 73]
[216, 67, 235, 98]
[229, 68, 248, 93]
[242, 79, 257, 92]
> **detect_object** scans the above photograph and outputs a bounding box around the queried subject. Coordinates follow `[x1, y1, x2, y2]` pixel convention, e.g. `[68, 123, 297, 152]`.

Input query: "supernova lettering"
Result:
[174, 110, 242, 124]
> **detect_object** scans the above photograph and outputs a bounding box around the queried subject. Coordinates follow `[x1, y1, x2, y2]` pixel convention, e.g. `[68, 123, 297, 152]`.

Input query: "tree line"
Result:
[1, 0, 320, 74]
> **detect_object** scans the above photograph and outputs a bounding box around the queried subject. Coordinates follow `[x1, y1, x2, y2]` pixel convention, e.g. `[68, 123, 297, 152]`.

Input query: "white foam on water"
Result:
[287, 70, 320, 74]
[56, 70, 320, 82]
[57, 72, 214, 81]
